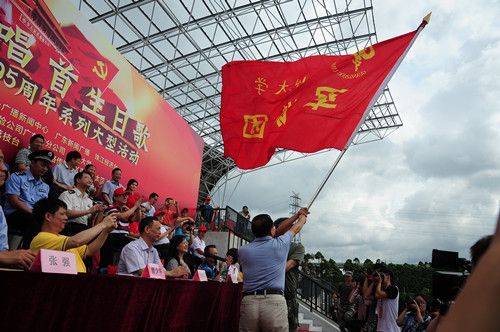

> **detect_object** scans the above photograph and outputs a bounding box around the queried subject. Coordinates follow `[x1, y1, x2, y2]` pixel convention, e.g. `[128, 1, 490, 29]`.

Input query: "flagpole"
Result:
[306, 12, 431, 210]
[307, 148, 347, 209]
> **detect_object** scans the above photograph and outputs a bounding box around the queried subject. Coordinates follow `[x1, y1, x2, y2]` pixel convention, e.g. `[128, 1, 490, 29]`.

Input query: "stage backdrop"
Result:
[0, 0, 204, 212]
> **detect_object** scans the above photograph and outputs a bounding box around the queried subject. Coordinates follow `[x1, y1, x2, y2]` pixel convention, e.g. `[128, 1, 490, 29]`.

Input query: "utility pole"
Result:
[290, 191, 301, 242]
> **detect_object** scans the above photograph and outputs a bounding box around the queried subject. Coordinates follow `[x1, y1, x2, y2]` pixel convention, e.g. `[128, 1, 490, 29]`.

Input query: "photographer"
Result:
[397, 295, 431, 332]
[374, 268, 399, 332]
[174, 218, 195, 245]
[337, 271, 357, 332]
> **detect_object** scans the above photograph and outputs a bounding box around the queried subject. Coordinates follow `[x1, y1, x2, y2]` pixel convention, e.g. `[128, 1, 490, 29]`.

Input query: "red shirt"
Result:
[126, 192, 141, 208]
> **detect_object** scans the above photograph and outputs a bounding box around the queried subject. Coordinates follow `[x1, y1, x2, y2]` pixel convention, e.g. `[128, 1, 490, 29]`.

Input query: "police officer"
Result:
[5, 149, 54, 248]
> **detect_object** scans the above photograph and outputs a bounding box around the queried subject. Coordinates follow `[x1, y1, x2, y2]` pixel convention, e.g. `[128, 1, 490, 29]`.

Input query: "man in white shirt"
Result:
[375, 268, 399, 332]
[141, 192, 158, 217]
[59, 171, 105, 235]
[190, 225, 207, 259]
[118, 216, 188, 277]
[53, 151, 82, 191]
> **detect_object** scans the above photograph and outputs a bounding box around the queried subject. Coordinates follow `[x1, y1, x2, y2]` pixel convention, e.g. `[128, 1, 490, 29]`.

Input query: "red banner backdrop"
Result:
[0, 0, 204, 211]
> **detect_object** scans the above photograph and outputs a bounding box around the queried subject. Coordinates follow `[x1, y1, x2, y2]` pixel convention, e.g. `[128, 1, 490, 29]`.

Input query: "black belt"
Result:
[243, 289, 284, 297]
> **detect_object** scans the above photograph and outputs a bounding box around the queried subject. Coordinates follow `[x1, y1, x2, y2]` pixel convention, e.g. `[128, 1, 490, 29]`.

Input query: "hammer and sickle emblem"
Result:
[92, 60, 108, 80]
[352, 46, 375, 72]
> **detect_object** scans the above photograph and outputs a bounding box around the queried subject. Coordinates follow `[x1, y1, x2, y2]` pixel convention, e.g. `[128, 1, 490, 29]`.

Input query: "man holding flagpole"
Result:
[239, 208, 308, 332]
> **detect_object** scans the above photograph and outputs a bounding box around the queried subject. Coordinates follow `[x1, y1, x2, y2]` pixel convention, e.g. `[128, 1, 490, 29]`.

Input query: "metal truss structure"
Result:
[72, 0, 402, 201]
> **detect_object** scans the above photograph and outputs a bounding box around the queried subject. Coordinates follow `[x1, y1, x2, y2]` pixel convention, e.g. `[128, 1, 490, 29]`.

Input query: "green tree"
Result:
[344, 259, 354, 272]
[315, 251, 325, 262]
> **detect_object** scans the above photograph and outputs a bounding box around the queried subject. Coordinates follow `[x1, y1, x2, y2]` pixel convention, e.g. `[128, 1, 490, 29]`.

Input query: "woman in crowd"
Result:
[165, 235, 195, 278]
[125, 179, 140, 208]
[153, 210, 174, 261]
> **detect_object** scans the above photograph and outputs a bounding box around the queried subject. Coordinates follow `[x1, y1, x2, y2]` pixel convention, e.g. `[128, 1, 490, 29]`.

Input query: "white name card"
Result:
[30, 249, 77, 275]
[193, 269, 208, 282]
[141, 263, 166, 279]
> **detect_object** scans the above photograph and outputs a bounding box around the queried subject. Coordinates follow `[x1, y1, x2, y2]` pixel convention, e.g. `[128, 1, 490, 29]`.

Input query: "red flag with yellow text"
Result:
[221, 27, 423, 169]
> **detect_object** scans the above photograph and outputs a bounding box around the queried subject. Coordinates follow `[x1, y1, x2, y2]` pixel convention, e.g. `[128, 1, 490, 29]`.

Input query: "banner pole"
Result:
[307, 148, 348, 210]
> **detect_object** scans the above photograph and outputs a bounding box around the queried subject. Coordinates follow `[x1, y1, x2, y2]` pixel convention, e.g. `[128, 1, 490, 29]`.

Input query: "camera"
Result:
[186, 226, 192, 232]
[405, 297, 416, 310]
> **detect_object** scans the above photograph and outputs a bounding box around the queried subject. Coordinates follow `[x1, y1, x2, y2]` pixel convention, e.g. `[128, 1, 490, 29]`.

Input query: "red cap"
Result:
[205, 196, 211, 202]
[113, 187, 128, 196]
[154, 210, 166, 217]
[199, 226, 207, 232]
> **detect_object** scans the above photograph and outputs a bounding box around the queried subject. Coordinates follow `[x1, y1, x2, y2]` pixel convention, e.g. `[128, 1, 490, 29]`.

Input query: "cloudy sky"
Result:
[211, 0, 500, 264]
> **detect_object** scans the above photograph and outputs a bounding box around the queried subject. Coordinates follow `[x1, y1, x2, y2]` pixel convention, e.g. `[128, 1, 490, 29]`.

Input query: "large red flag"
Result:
[221, 22, 426, 170]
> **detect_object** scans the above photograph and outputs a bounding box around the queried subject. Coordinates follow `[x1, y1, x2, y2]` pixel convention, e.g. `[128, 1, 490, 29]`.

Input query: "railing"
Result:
[223, 205, 255, 242]
[297, 270, 336, 321]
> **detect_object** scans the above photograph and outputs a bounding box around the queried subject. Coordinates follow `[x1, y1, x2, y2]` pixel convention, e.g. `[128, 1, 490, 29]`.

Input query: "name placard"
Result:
[229, 271, 238, 283]
[141, 263, 166, 279]
[30, 249, 77, 275]
[193, 269, 208, 282]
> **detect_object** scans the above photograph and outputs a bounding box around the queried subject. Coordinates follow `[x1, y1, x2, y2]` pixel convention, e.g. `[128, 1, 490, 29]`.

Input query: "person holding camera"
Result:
[373, 268, 399, 332]
[174, 218, 195, 245]
[396, 295, 431, 332]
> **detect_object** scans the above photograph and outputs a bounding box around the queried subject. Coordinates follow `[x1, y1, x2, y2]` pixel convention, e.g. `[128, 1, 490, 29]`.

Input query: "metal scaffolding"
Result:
[72, 0, 403, 201]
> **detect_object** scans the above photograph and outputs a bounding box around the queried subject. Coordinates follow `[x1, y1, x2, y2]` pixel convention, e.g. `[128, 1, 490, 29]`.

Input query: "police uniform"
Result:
[5, 150, 53, 248]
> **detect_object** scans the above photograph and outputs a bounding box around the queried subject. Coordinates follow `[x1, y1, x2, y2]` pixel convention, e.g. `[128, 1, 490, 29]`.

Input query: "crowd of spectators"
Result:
[0, 134, 239, 281]
[2, 135, 500, 332]
[332, 232, 496, 332]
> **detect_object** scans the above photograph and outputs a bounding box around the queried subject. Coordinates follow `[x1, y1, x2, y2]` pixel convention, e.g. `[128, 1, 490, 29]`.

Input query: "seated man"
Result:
[0, 198, 36, 269]
[5, 150, 54, 248]
[198, 245, 220, 280]
[59, 171, 105, 236]
[101, 167, 123, 206]
[99, 187, 142, 268]
[30, 198, 118, 273]
[14, 134, 44, 172]
[118, 216, 189, 277]
[52, 150, 82, 192]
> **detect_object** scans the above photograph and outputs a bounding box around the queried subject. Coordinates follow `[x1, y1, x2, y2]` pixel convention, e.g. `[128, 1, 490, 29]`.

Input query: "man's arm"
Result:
[374, 277, 387, 299]
[7, 195, 32, 214]
[86, 223, 115, 257]
[116, 199, 142, 221]
[66, 213, 117, 250]
[0, 249, 36, 270]
[101, 192, 112, 206]
[397, 308, 408, 326]
[362, 278, 374, 300]
[285, 259, 299, 272]
[437, 212, 500, 332]
[275, 207, 308, 237]
[289, 214, 307, 236]
[52, 166, 72, 191]
[165, 265, 189, 278]
[53, 180, 72, 191]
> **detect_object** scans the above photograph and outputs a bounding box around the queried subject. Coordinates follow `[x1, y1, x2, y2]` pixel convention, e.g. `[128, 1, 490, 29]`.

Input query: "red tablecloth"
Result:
[0, 270, 242, 332]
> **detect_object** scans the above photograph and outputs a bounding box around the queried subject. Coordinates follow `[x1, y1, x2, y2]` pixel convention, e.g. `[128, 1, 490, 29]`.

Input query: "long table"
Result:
[0, 270, 242, 331]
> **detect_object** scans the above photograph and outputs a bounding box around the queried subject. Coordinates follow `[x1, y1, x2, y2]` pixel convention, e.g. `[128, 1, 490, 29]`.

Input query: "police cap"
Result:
[28, 150, 55, 164]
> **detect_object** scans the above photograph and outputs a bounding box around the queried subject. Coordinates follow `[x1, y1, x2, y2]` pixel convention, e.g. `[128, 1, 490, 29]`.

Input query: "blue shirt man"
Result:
[101, 168, 123, 205]
[4, 170, 50, 215]
[239, 232, 293, 292]
[5, 149, 54, 249]
[238, 211, 308, 332]
[0, 206, 8, 250]
[199, 245, 219, 279]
